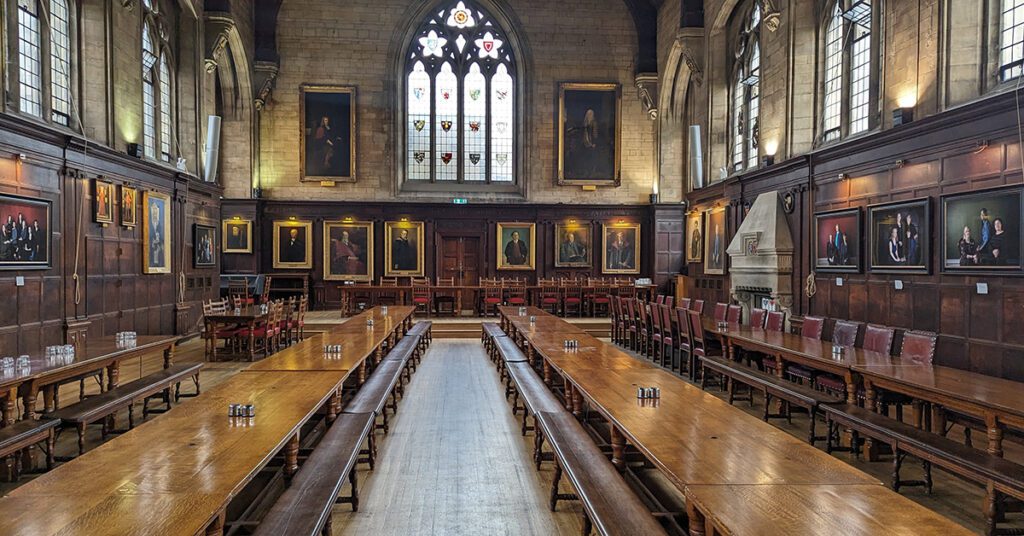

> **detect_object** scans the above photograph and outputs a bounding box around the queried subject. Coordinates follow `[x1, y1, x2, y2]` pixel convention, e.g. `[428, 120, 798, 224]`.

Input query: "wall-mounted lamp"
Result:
[15, 153, 26, 164]
[232, 215, 241, 221]
[893, 107, 914, 126]
[761, 139, 778, 168]
[838, 173, 848, 182]
[126, 143, 144, 159]
[288, 216, 297, 221]
[400, 217, 409, 222]
[568, 219, 577, 224]
[343, 216, 354, 222]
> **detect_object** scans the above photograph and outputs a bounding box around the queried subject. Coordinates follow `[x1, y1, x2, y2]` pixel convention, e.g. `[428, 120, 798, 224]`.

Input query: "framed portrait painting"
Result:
[300, 85, 356, 182]
[602, 223, 640, 274]
[384, 221, 424, 276]
[558, 82, 621, 186]
[94, 180, 115, 224]
[0, 193, 51, 270]
[273, 220, 313, 269]
[814, 208, 861, 273]
[324, 220, 373, 281]
[941, 186, 1022, 272]
[222, 219, 253, 253]
[686, 212, 703, 263]
[554, 222, 592, 268]
[867, 198, 930, 274]
[497, 223, 536, 271]
[120, 186, 137, 227]
[142, 191, 171, 274]
[703, 208, 727, 275]
[193, 224, 216, 268]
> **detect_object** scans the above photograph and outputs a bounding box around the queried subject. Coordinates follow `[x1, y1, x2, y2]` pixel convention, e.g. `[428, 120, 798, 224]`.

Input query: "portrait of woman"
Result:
[942, 186, 1022, 272]
[868, 199, 929, 274]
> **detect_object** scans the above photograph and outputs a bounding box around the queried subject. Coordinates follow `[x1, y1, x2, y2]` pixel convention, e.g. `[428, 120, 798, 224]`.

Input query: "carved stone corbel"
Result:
[120, 0, 136, 11]
[253, 61, 280, 111]
[681, 49, 704, 87]
[760, 0, 782, 32]
[634, 73, 659, 121]
[203, 12, 236, 74]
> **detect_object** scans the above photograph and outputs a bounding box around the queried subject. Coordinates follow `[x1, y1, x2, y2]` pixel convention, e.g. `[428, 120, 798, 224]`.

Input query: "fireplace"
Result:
[725, 192, 794, 322]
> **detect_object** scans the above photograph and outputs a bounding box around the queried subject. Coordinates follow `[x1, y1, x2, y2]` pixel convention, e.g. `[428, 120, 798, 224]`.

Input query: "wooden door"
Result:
[439, 236, 481, 285]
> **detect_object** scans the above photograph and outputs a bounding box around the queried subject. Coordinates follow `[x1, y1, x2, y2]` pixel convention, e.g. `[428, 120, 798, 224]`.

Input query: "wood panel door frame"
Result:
[434, 228, 486, 285]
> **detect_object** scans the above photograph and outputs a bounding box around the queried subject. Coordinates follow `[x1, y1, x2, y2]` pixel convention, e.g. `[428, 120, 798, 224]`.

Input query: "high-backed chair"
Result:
[539, 285, 561, 316]
[688, 309, 721, 382]
[588, 285, 612, 317]
[862, 324, 895, 355]
[786, 316, 825, 384]
[712, 303, 729, 323]
[625, 299, 639, 351]
[663, 296, 674, 308]
[506, 285, 527, 308]
[609, 297, 622, 344]
[655, 294, 665, 305]
[658, 304, 676, 369]
[636, 302, 652, 357]
[900, 331, 937, 364]
[691, 299, 705, 315]
[650, 302, 665, 364]
[480, 286, 503, 317]
[434, 277, 457, 316]
[726, 305, 742, 324]
[749, 308, 767, 329]
[411, 284, 432, 317]
[563, 286, 584, 317]
[761, 311, 786, 374]
[674, 307, 692, 375]
[679, 297, 691, 311]
[831, 320, 861, 347]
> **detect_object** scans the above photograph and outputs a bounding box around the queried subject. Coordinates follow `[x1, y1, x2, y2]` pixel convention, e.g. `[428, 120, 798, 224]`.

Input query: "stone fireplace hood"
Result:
[726, 192, 795, 314]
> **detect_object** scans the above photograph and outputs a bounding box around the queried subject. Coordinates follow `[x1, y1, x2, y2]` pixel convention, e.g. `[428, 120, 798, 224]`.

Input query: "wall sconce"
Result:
[761, 139, 778, 168]
[343, 216, 354, 222]
[126, 143, 144, 159]
[893, 93, 915, 126]
[288, 216, 296, 221]
[568, 219, 576, 224]
[400, 217, 409, 222]
[232, 215, 241, 221]
[838, 173, 848, 182]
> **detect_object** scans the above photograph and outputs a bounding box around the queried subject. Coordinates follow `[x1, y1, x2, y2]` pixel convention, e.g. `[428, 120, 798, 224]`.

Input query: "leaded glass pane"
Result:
[491, 64, 513, 182]
[18, 0, 43, 118]
[434, 62, 458, 181]
[822, 4, 843, 142]
[1001, 0, 1024, 80]
[746, 43, 760, 169]
[849, 1, 872, 135]
[407, 61, 432, 181]
[463, 63, 487, 181]
[159, 56, 172, 161]
[142, 23, 157, 159]
[50, 0, 72, 126]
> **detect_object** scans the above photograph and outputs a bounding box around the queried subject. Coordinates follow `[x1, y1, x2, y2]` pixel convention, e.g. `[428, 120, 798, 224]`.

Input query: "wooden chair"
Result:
[279, 297, 297, 346]
[237, 301, 281, 360]
[650, 302, 665, 365]
[636, 302, 652, 357]
[562, 286, 583, 317]
[506, 286, 528, 308]
[481, 286, 503, 317]
[295, 294, 308, 342]
[679, 297, 692, 310]
[726, 305, 742, 324]
[674, 307, 693, 376]
[538, 286, 561, 315]
[259, 275, 272, 304]
[625, 299, 639, 351]
[761, 311, 786, 374]
[202, 298, 237, 359]
[862, 324, 895, 354]
[749, 307, 767, 329]
[691, 299, 705, 315]
[831, 320, 861, 347]
[786, 316, 825, 384]
[655, 295, 665, 305]
[227, 280, 254, 306]
[688, 309, 721, 382]
[610, 297, 622, 344]
[588, 286, 612, 317]
[434, 277, 457, 316]
[411, 284, 432, 317]
[616, 285, 636, 299]
[377, 277, 399, 306]
[663, 296, 674, 308]
[658, 304, 676, 369]
[712, 303, 729, 323]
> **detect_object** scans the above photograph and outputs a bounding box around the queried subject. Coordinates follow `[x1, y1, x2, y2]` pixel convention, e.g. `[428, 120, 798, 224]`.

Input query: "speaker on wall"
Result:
[203, 115, 222, 183]
[688, 124, 703, 189]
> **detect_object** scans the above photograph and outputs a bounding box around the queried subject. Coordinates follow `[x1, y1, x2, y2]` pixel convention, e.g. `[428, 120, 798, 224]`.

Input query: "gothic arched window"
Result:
[404, 1, 517, 185]
[14, 0, 75, 126]
[730, 4, 761, 172]
[819, 0, 880, 143]
[141, 0, 175, 162]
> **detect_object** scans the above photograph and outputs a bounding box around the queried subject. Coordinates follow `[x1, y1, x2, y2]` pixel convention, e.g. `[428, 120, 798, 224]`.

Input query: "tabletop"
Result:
[204, 306, 271, 322]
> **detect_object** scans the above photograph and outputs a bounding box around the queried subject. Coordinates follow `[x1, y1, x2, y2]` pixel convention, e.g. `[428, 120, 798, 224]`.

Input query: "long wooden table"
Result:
[499, 306, 971, 536]
[203, 305, 270, 361]
[0, 306, 415, 535]
[0, 335, 180, 425]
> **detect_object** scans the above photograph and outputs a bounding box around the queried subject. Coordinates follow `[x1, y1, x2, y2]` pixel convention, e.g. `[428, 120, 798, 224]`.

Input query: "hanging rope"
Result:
[177, 183, 189, 304]
[805, 272, 816, 299]
[72, 174, 86, 305]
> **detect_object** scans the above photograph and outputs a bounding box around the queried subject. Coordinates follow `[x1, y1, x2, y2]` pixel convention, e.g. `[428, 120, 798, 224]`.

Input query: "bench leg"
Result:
[534, 425, 544, 470]
[46, 429, 55, 470]
[550, 462, 563, 511]
[128, 404, 135, 429]
[321, 515, 333, 536]
[521, 407, 530, 437]
[807, 411, 817, 445]
[581, 514, 593, 536]
[77, 423, 87, 455]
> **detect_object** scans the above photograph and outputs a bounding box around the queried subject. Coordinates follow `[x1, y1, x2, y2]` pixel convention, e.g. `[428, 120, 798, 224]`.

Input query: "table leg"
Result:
[931, 405, 946, 435]
[610, 426, 626, 471]
[986, 413, 1004, 457]
[107, 361, 120, 391]
[572, 388, 582, 418]
[863, 378, 878, 460]
[562, 378, 573, 411]
[21, 386, 38, 420]
[359, 361, 367, 385]
[327, 388, 340, 423]
[248, 320, 256, 362]
[209, 319, 218, 362]
[2, 388, 14, 426]
[163, 344, 175, 368]
[686, 501, 707, 536]
[375, 345, 384, 365]
[205, 511, 225, 536]
[284, 433, 300, 481]
[543, 360, 552, 387]
[43, 386, 56, 414]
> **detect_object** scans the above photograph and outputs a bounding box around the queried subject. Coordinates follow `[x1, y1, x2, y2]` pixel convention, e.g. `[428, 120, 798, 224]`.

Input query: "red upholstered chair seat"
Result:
[508, 297, 526, 305]
[564, 297, 581, 304]
[542, 297, 559, 304]
[484, 297, 502, 304]
[238, 326, 272, 338]
[412, 297, 430, 304]
[213, 328, 238, 338]
[592, 297, 610, 303]
[815, 374, 846, 392]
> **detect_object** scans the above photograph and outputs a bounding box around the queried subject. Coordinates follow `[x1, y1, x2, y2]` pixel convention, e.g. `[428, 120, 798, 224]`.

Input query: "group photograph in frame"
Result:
[0, 193, 51, 269]
[813, 208, 861, 273]
[94, 180, 115, 224]
[273, 220, 314, 269]
[942, 186, 1022, 272]
[602, 223, 640, 274]
[867, 198, 930, 273]
[686, 212, 703, 263]
[384, 220, 425, 277]
[558, 82, 621, 185]
[324, 220, 373, 281]
[194, 224, 217, 268]
[223, 219, 253, 253]
[554, 221, 592, 268]
[300, 85, 356, 182]
[142, 191, 171, 274]
[703, 207, 727, 275]
[120, 186, 137, 227]
[496, 222, 536, 271]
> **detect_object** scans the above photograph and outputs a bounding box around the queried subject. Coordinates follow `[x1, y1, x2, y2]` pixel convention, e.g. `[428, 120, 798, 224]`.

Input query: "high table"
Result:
[499, 306, 971, 536]
[0, 306, 416, 535]
[202, 305, 270, 361]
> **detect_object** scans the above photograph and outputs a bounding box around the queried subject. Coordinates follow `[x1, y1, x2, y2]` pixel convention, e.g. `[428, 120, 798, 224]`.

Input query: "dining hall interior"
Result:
[0, 0, 1023, 534]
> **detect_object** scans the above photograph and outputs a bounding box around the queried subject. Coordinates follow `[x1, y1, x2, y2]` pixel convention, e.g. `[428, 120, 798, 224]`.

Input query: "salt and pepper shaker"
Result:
[636, 386, 661, 399]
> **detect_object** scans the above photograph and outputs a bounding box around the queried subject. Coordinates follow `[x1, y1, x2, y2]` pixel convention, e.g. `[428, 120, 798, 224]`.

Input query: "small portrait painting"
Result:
[941, 186, 1022, 272]
[194, 224, 216, 268]
[222, 219, 253, 253]
[814, 208, 861, 273]
[686, 212, 703, 263]
[554, 222, 592, 268]
[273, 220, 313, 269]
[94, 180, 115, 224]
[868, 199, 930, 274]
[384, 221, 424, 276]
[324, 220, 373, 281]
[300, 85, 356, 182]
[704, 208, 727, 275]
[602, 223, 640, 274]
[142, 191, 171, 274]
[120, 186, 137, 227]
[558, 82, 621, 185]
[497, 222, 536, 271]
[0, 193, 51, 269]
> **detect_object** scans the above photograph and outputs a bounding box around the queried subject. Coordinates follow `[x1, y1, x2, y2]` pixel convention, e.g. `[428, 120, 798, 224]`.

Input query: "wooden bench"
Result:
[494, 335, 531, 398]
[535, 411, 667, 536]
[482, 323, 507, 362]
[0, 418, 58, 480]
[505, 361, 567, 468]
[699, 355, 840, 444]
[823, 403, 1024, 536]
[51, 363, 203, 456]
[344, 358, 406, 437]
[253, 412, 376, 536]
[406, 320, 432, 352]
[384, 333, 421, 381]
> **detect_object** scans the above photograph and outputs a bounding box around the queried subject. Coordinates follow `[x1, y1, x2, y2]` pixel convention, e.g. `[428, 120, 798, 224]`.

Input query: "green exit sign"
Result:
[452, 198, 469, 204]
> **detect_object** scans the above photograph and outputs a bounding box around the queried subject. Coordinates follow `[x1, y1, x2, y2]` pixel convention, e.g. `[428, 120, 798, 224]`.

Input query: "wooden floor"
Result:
[331, 339, 582, 535]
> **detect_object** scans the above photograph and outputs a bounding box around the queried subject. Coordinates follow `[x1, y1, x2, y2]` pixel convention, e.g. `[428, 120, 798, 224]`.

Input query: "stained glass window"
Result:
[730, 4, 760, 173]
[17, 0, 43, 118]
[404, 0, 517, 184]
[818, 0, 879, 143]
[1001, 0, 1024, 81]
